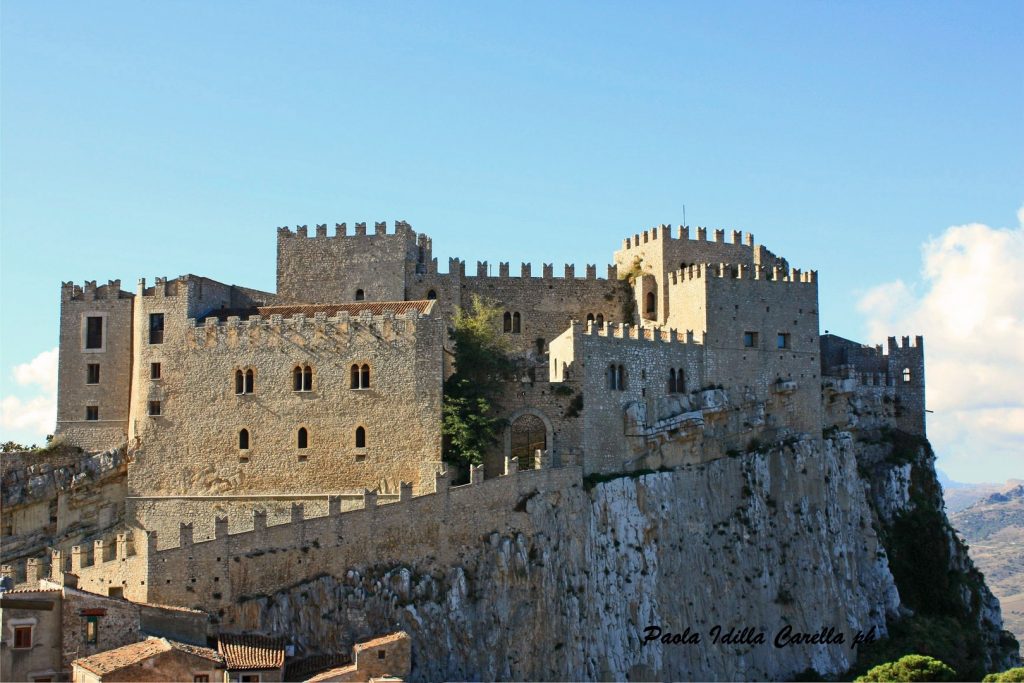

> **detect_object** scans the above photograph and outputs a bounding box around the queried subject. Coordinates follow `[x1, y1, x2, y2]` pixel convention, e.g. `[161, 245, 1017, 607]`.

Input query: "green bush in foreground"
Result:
[855, 654, 957, 682]
[984, 667, 1024, 682]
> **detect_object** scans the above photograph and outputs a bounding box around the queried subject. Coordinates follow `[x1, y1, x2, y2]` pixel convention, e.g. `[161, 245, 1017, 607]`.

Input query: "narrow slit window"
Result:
[676, 368, 685, 393]
[512, 312, 521, 333]
[668, 368, 677, 393]
[149, 313, 165, 344]
[297, 427, 308, 449]
[503, 312, 512, 333]
[645, 292, 656, 315]
[350, 364, 360, 389]
[85, 316, 103, 349]
[360, 364, 370, 388]
[87, 364, 100, 384]
[238, 429, 249, 450]
[235, 370, 244, 395]
[303, 366, 313, 391]
[293, 366, 303, 391]
[245, 369, 254, 393]
[355, 426, 366, 448]
[617, 364, 626, 390]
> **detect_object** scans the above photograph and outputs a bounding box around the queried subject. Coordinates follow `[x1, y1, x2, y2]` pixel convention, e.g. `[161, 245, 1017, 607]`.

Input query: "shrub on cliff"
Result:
[984, 667, 1024, 682]
[442, 295, 513, 468]
[855, 654, 957, 682]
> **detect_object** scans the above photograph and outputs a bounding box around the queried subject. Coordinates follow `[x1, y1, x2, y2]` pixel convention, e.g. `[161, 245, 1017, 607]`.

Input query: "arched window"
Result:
[354, 289, 365, 301]
[293, 366, 303, 391]
[676, 368, 685, 393]
[668, 368, 677, 393]
[503, 312, 512, 332]
[427, 289, 437, 300]
[350, 364, 360, 389]
[586, 313, 595, 324]
[902, 367, 911, 383]
[617, 364, 626, 391]
[608, 364, 617, 390]
[238, 429, 249, 450]
[596, 314, 604, 326]
[245, 369, 254, 394]
[303, 366, 313, 391]
[535, 339, 545, 356]
[235, 370, 244, 395]
[360, 364, 370, 388]
[355, 426, 366, 448]
[645, 292, 656, 315]
[512, 312, 521, 333]
[297, 427, 308, 449]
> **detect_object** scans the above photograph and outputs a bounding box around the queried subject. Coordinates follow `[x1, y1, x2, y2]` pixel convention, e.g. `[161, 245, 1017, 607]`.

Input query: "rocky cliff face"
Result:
[233, 434, 914, 681]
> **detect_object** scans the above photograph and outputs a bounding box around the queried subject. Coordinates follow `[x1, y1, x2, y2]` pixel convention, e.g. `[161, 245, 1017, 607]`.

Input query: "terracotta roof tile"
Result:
[73, 637, 222, 675]
[219, 633, 287, 670]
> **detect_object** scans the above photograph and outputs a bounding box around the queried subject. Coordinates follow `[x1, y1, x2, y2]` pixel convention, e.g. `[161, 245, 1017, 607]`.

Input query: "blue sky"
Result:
[2, 2, 1022, 481]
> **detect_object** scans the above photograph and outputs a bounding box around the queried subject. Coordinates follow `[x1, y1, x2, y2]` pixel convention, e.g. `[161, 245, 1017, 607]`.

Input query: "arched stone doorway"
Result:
[503, 408, 554, 471]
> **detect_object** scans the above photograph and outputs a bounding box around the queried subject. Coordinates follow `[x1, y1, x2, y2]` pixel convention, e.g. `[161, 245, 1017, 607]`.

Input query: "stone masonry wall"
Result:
[56, 281, 134, 451]
[126, 307, 444, 498]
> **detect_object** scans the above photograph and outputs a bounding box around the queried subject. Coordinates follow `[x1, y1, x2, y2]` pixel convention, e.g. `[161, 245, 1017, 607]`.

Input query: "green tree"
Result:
[856, 654, 957, 682]
[442, 295, 514, 467]
[984, 667, 1024, 682]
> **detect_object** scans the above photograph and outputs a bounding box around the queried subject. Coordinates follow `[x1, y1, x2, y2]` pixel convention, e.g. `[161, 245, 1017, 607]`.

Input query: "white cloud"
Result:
[0, 347, 58, 440]
[858, 208, 1024, 483]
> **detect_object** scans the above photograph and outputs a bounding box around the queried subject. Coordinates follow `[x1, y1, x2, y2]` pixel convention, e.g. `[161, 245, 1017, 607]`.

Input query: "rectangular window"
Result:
[241, 676, 260, 683]
[85, 616, 98, 644]
[194, 677, 210, 683]
[86, 406, 99, 421]
[87, 364, 100, 384]
[85, 316, 103, 349]
[148, 401, 161, 416]
[777, 333, 790, 349]
[149, 313, 165, 344]
[13, 625, 32, 648]
[743, 331, 758, 348]
[151, 362, 162, 379]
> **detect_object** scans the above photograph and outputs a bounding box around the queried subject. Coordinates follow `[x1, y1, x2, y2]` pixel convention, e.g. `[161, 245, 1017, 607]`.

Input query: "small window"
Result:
[743, 331, 758, 348]
[512, 312, 521, 333]
[668, 368, 677, 393]
[194, 676, 210, 683]
[535, 338, 545, 355]
[427, 289, 437, 300]
[596, 314, 604, 326]
[303, 366, 312, 391]
[586, 313, 595, 324]
[149, 313, 165, 344]
[617, 364, 626, 390]
[676, 368, 685, 393]
[107, 586, 123, 599]
[645, 291, 656, 315]
[297, 427, 308, 449]
[241, 675, 260, 683]
[293, 366, 303, 391]
[151, 362, 161, 379]
[354, 289, 365, 301]
[503, 312, 512, 333]
[607, 364, 617, 390]
[86, 406, 99, 421]
[378, 650, 386, 660]
[239, 429, 249, 450]
[85, 316, 103, 349]
[87, 364, 100, 384]
[350, 364, 360, 389]
[902, 367, 911, 383]
[85, 615, 99, 644]
[148, 401, 161, 416]
[245, 369, 254, 393]
[13, 625, 32, 648]
[360, 364, 370, 388]
[777, 333, 790, 349]
[355, 426, 366, 449]
[235, 370, 244, 395]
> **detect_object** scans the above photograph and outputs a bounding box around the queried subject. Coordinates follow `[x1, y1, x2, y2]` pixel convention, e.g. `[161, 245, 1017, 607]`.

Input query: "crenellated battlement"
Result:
[444, 258, 619, 281]
[665, 262, 817, 285]
[138, 276, 185, 298]
[61, 279, 132, 302]
[579, 320, 700, 345]
[621, 224, 756, 250]
[277, 220, 416, 239]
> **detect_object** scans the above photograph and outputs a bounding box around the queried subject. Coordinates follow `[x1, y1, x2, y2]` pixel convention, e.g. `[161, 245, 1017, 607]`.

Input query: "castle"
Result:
[3, 219, 933, 679]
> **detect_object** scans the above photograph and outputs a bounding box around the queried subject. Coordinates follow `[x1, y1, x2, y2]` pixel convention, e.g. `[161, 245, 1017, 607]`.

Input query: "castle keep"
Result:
[3, 218, 939, 680]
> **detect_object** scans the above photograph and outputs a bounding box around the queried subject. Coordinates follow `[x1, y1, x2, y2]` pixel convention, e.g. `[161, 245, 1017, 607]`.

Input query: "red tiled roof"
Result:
[219, 633, 287, 670]
[73, 637, 222, 675]
[257, 300, 434, 318]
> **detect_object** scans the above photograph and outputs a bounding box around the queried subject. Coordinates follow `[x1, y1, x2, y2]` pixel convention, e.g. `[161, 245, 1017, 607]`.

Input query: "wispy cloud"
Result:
[857, 207, 1024, 483]
[0, 347, 58, 440]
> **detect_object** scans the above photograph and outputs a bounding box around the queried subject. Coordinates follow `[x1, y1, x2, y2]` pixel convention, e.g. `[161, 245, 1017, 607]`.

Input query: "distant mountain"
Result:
[939, 470, 1023, 512]
[952, 483, 1024, 656]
